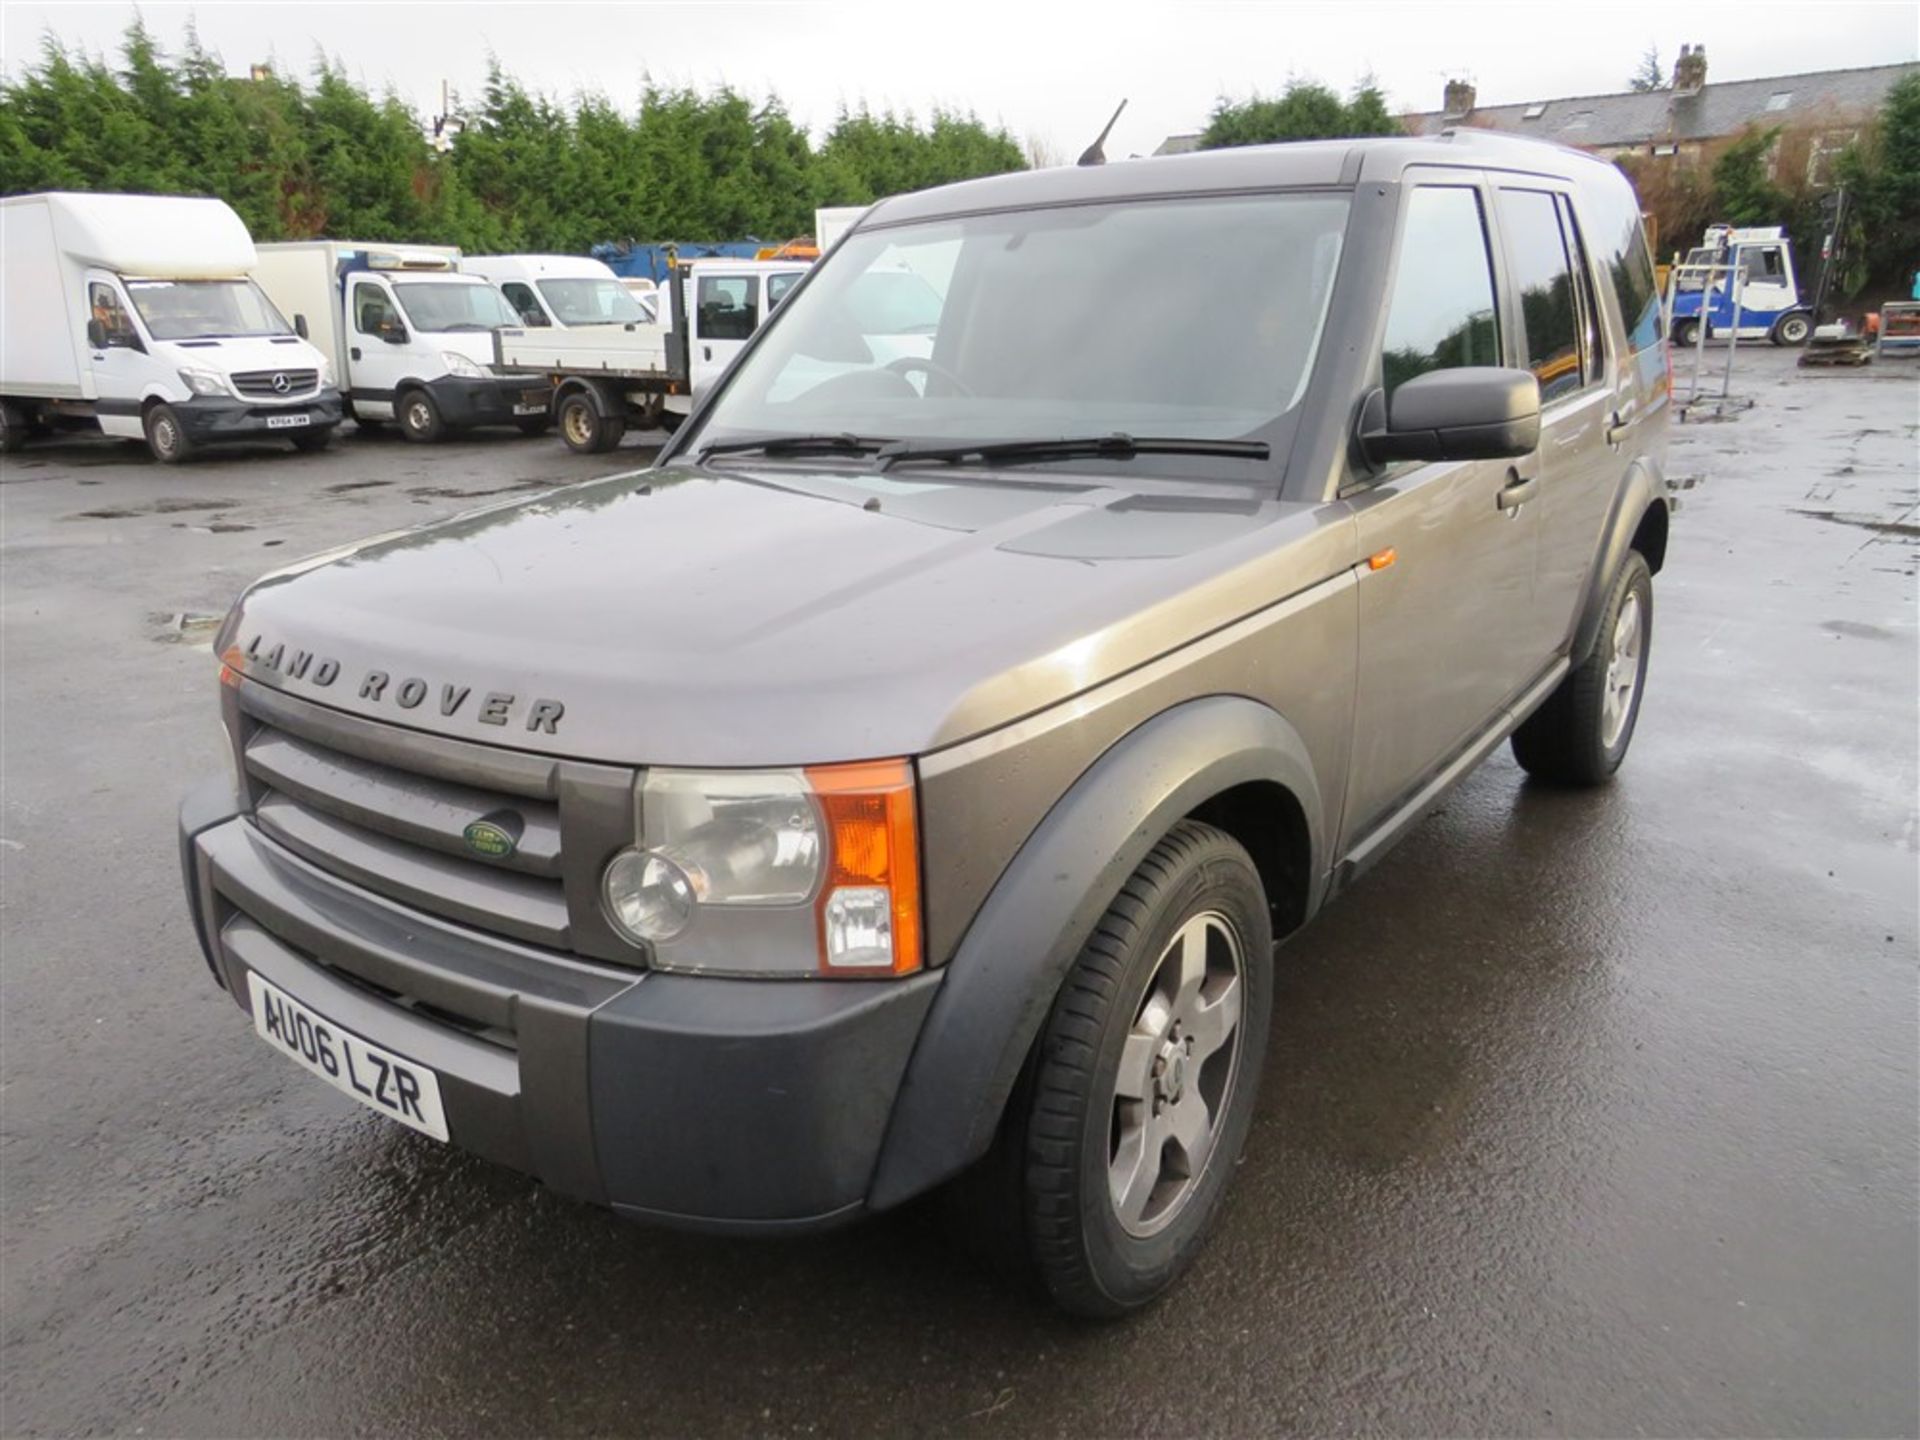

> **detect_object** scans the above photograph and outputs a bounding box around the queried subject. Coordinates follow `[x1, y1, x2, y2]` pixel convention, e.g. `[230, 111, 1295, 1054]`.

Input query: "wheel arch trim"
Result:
[866, 694, 1323, 1210]
[1573, 461, 1669, 667]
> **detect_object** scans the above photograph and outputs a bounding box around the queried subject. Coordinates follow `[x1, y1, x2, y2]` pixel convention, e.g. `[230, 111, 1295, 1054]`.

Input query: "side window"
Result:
[1380, 187, 1500, 397]
[1556, 195, 1605, 388]
[1741, 246, 1784, 281]
[353, 284, 398, 337]
[767, 272, 802, 309]
[1496, 188, 1583, 402]
[1587, 177, 1662, 353]
[697, 276, 758, 340]
[500, 282, 548, 326]
[88, 282, 138, 348]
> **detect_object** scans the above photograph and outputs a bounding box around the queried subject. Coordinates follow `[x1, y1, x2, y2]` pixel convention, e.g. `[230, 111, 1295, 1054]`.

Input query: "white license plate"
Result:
[265, 413, 312, 430]
[512, 402, 545, 416]
[248, 972, 449, 1141]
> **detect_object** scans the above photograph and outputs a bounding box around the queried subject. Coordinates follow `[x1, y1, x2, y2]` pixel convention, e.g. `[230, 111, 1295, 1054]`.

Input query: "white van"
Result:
[253, 242, 552, 442]
[0, 193, 342, 462]
[463, 254, 652, 330]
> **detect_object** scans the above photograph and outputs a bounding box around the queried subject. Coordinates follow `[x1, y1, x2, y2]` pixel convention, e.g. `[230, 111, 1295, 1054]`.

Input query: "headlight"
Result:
[441, 351, 487, 379]
[601, 762, 921, 977]
[317, 357, 336, 389]
[178, 367, 227, 397]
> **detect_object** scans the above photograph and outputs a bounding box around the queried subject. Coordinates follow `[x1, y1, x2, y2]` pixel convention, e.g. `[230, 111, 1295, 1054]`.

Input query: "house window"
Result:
[1766, 91, 1793, 111]
[1652, 143, 1678, 157]
[1561, 111, 1593, 131]
[1523, 102, 1548, 120]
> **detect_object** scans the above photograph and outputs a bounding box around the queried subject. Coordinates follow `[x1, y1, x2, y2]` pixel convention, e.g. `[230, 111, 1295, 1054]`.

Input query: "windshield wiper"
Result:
[696, 432, 895, 464]
[874, 433, 1270, 471]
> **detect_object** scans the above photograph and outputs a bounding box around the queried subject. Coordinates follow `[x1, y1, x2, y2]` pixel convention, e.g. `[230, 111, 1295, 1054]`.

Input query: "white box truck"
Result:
[252, 242, 553, 442]
[0, 192, 342, 462]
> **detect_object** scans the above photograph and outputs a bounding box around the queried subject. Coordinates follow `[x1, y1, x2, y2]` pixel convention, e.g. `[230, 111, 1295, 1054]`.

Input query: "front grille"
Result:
[240, 710, 571, 951]
[232, 368, 320, 399]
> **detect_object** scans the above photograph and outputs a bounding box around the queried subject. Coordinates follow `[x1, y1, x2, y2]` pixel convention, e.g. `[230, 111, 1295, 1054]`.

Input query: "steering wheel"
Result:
[885, 355, 973, 397]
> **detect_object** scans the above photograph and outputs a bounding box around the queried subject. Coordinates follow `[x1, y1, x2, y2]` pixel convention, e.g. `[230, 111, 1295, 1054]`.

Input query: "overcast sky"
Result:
[3, 1, 1914, 160]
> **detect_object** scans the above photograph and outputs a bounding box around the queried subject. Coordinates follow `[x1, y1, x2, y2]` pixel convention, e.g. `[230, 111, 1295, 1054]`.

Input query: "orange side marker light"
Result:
[1368, 548, 1397, 571]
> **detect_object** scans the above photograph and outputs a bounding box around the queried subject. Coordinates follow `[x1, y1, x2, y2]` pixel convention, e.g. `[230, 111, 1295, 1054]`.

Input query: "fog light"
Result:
[822, 885, 894, 969]
[602, 848, 695, 943]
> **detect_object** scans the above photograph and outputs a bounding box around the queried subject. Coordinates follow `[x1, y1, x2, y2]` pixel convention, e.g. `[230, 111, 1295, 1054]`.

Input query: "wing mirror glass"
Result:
[1360, 367, 1541, 465]
[86, 318, 107, 349]
[294, 313, 310, 340]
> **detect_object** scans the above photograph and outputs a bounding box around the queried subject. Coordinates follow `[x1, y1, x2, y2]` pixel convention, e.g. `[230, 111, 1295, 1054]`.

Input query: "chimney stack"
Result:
[1672, 44, 1708, 97]
[1442, 79, 1477, 119]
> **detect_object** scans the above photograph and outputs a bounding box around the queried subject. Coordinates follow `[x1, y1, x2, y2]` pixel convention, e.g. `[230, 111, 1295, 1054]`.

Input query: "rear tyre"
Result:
[397, 388, 445, 444]
[557, 391, 624, 454]
[1511, 551, 1653, 786]
[144, 403, 195, 463]
[291, 429, 332, 453]
[1018, 820, 1273, 1318]
[0, 401, 27, 454]
[1772, 311, 1812, 346]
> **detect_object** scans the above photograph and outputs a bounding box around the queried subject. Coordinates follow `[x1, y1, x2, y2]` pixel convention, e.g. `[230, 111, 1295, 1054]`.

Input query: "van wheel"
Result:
[1673, 318, 1702, 349]
[1512, 551, 1653, 785]
[397, 388, 445, 443]
[1772, 311, 1812, 346]
[144, 403, 195, 463]
[1017, 820, 1273, 1318]
[558, 392, 624, 454]
[0, 401, 26, 454]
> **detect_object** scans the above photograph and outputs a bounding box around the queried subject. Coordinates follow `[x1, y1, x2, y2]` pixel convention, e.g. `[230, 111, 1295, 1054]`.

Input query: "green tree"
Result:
[1199, 79, 1403, 149]
[1628, 46, 1665, 93]
[1710, 125, 1787, 225]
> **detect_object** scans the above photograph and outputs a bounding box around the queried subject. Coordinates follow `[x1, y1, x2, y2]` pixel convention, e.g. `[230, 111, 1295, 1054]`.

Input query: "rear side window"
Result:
[1584, 176, 1662, 352]
[1496, 189, 1584, 402]
[1381, 187, 1500, 397]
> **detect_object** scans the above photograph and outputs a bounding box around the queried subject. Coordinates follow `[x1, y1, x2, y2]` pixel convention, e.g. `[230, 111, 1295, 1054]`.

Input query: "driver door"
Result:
[82, 274, 150, 437]
[346, 279, 407, 418]
[690, 273, 759, 395]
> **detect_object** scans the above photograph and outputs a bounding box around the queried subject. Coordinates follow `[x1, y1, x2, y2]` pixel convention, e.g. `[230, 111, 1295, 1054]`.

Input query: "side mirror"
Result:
[294, 313, 310, 340]
[86, 319, 107, 349]
[380, 324, 409, 346]
[1360, 367, 1541, 465]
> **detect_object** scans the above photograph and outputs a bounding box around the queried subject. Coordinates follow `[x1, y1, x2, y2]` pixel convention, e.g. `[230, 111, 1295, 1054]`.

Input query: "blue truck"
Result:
[1670, 224, 1813, 347]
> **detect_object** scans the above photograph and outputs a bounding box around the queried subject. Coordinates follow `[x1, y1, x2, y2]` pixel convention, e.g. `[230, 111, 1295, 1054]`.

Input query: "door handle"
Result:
[1604, 411, 1631, 446]
[1496, 473, 1538, 514]
[703, 345, 713, 361]
[350, 346, 362, 361]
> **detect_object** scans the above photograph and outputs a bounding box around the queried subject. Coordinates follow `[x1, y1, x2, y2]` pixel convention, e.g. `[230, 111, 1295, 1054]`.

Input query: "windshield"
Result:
[693, 192, 1350, 466]
[393, 280, 520, 332]
[536, 277, 649, 326]
[124, 279, 291, 340]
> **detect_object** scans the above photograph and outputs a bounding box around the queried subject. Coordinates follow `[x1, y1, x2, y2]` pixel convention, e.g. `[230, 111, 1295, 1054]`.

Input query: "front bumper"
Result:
[177, 391, 344, 443]
[427, 375, 552, 428]
[180, 779, 940, 1232]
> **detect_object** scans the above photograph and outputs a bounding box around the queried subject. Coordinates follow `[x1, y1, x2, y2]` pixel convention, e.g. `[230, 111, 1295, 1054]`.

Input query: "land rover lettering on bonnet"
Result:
[234, 632, 565, 734]
[180, 131, 1670, 1318]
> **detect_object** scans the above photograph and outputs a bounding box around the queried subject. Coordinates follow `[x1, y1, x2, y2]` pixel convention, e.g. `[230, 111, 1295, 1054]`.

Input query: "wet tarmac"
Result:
[2, 354, 1915, 1437]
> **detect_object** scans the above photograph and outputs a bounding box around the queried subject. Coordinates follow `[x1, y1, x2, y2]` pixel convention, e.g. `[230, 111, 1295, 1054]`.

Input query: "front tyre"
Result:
[144, 403, 195, 463]
[397, 388, 446, 443]
[1511, 551, 1653, 785]
[1772, 311, 1812, 346]
[1673, 318, 1702, 349]
[1022, 820, 1273, 1318]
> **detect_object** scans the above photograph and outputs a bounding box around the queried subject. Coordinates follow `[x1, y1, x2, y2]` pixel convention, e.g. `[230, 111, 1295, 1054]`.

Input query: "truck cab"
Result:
[252, 243, 553, 443]
[463, 254, 651, 330]
[0, 192, 343, 462]
[1669, 224, 1811, 346]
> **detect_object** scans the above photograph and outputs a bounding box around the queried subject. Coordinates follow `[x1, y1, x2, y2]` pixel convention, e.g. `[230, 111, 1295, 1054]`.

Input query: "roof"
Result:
[1403, 62, 1918, 149]
[5, 191, 256, 277]
[868, 131, 1614, 228]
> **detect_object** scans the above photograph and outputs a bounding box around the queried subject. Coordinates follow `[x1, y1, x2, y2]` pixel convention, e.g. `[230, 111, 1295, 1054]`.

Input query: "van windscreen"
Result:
[124, 279, 292, 341]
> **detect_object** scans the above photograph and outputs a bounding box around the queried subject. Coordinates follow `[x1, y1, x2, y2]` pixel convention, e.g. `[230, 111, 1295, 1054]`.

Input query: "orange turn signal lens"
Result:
[1368, 547, 1397, 571]
[805, 759, 922, 976]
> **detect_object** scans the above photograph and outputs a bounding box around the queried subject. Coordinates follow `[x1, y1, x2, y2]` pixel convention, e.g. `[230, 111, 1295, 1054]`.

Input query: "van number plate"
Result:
[247, 972, 449, 1141]
[265, 413, 312, 430]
